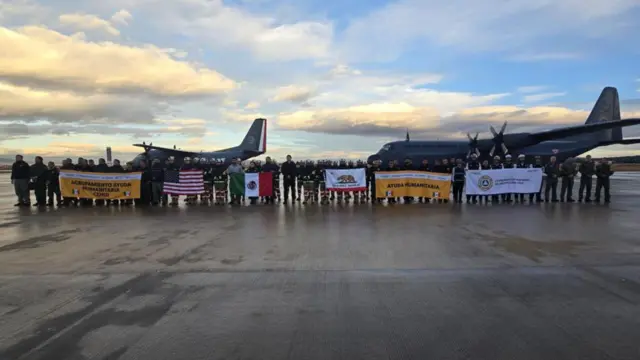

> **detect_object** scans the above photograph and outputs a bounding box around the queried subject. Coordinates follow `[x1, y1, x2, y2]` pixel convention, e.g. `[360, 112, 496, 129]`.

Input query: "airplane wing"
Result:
[132, 144, 197, 158]
[528, 118, 640, 143]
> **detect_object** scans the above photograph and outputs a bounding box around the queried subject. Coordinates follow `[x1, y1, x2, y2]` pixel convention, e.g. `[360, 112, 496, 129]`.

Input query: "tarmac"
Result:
[0, 173, 639, 360]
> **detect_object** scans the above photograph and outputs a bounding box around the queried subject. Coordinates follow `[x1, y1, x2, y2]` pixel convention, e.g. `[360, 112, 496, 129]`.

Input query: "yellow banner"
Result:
[375, 171, 452, 198]
[59, 170, 142, 199]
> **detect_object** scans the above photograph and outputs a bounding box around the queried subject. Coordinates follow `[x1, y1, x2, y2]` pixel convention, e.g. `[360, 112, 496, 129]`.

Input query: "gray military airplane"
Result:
[367, 87, 640, 164]
[131, 118, 267, 167]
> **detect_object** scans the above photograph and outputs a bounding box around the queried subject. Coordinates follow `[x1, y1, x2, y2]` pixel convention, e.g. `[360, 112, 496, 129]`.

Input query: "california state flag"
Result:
[230, 173, 273, 197]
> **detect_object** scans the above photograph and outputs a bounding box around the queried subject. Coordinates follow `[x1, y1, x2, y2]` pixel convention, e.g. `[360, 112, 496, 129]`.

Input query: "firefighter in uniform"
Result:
[529, 156, 543, 203]
[273, 159, 281, 203]
[578, 155, 595, 202]
[212, 160, 228, 205]
[501, 154, 515, 203]
[515, 154, 528, 203]
[490, 156, 503, 203]
[559, 158, 577, 202]
[355, 160, 366, 203]
[345, 160, 355, 202]
[294, 161, 303, 202]
[316, 160, 328, 204]
[402, 158, 415, 204]
[480, 159, 491, 204]
[466, 154, 480, 204]
[595, 158, 613, 203]
[368, 160, 381, 203]
[165, 157, 179, 206]
[201, 158, 212, 205]
[329, 161, 339, 201]
[544, 156, 560, 202]
[301, 160, 315, 204]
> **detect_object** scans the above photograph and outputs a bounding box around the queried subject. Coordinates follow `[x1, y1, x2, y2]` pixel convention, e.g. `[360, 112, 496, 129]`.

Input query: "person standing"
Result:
[30, 156, 48, 207]
[490, 156, 503, 204]
[515, 154, 528, 203]
[452, 161, 466, 204]
[11, 155, 31, 207]
[559, 158, 577, 202]
[578, 155, 595, 202]
[281, 155, 297, 204]
[544, 156, 560, 202]
[529, 156, 544, 203]
[595, 158, 614, 203]
[224, 158, 245, 205]
[261, 157, 279, 204]
[466, 154, 480, 204]
[45, 161, 62, 207]
[150, 158, 165, 206]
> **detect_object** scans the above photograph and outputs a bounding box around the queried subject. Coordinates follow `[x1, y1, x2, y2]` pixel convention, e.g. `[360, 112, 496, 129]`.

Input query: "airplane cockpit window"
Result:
[380, 144, 392, 152]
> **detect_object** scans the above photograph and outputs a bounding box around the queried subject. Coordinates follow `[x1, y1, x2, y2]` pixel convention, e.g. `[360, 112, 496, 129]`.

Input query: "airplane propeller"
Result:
[489, 121, 509, 157]
[466, 132, 480, 159]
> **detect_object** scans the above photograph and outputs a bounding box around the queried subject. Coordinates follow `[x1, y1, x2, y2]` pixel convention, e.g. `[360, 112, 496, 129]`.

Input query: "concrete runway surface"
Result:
[1, 173, 640, 360]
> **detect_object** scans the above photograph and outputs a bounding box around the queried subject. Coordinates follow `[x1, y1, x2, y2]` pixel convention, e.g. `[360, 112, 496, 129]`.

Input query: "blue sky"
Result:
[1, 0, 639, 162]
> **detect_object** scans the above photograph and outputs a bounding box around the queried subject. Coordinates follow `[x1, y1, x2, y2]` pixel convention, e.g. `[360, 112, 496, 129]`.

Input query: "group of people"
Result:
[9, 152, 615, 208]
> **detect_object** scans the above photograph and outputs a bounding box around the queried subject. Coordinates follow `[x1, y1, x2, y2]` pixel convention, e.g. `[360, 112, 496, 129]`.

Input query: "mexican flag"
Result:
[230, 172, 273, 197]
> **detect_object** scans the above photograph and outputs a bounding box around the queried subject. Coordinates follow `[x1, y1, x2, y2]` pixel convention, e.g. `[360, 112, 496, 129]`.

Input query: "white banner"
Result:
[465, 168, 543, 195]
[325, 168, 367, 192]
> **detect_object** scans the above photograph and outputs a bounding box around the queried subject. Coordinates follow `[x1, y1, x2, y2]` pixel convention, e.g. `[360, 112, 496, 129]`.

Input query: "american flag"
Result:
[163, 169, 204, 195]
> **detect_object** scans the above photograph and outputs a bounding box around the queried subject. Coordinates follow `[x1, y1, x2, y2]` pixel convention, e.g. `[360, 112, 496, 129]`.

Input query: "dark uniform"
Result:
[578, 160, 595, 202]
[466, 159, 480, 204]
[559, 161, 577, 202]
[501, 157, 515, 203]
[212, 162, 228, 205]
[109, 161, 126, 206]
[385, 161, 399, 203]
[281, 159, 297, 203]
[136, 163, 152, 206]
[295, 161, 303, 202]
[544, 161, 560, 202]
[452, 165, 466, 203]
[480, 161, 491, 203]
[75, 160, 93, 206]
[45, 163, 61, 206]
[368, 162, 380, 203]
[529, 158, 543, 203]
[301, 161, 316, 204]
[595, 162, 613, 203]
[94, 160, 110, 205]
[150, 161, 165, 205]
[30, 159, 48, 207]
[490, 159, 503, 203]
[11, 158, 31, 206]
[316, 161, 328, 204]
[515, 157, 528, 202]
[402, 159, 415, 204]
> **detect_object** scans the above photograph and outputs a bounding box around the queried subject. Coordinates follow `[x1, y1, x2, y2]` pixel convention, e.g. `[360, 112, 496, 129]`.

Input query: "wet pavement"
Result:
[0, 173, 639, 359]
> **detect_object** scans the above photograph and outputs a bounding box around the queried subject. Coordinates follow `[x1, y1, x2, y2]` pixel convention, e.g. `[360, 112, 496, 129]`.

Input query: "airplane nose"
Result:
[367, 154, 379, 164]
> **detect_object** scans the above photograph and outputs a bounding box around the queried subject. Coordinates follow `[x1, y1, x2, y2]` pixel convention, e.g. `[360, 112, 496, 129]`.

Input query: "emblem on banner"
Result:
[247, 181, 257, 190]
[478, 175, 493, 191]
[72, 189, 79, 195]
[433, 192, 440, 198]
[337, 175, 356, 184]
[123, 191, 131, 197]
[386, 190, 393, 197]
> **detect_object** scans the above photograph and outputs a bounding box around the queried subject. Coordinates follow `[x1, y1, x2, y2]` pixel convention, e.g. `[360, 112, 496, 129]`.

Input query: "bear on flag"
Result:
[230, 173, 273, 197]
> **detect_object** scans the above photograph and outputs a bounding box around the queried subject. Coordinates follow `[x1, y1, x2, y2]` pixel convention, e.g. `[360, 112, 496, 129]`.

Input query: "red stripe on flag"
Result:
[258, 172, 273, 196]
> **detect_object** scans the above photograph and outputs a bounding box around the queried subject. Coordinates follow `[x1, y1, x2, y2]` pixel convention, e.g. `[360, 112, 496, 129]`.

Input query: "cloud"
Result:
[111, 9, 132, 25]
[59, 13, 120, 36]
[0, 26, 236, 97]
[522, 92, 566, 103]
[517, 86, 547, 93]
[222, 109, 270, 123]
[507, 52, 583, 62]
[157, 0, 333, 61]
[339, 0, 640, 62]
[0, 82, 154, 123]
[272, 85, 315, 103]
[245, 101, 260, 109]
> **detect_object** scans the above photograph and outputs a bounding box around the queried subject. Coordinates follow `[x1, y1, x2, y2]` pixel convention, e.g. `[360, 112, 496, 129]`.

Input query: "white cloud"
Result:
[245, 101, 260, 109]
[272, 85, 315, 103]
[143, 0, 333, 61]
[59, 13, 121, 36]
[522, 92, 566, 103]
[0, 82, 154, 123]
[517, 86, 547, 93]
[0, 26, 236, 97]
[111, 9, 132, 25]
[507, 52, 583, 62]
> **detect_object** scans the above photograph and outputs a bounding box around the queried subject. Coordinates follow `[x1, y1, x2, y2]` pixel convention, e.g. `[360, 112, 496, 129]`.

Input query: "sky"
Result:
[1, 0, 640, 163]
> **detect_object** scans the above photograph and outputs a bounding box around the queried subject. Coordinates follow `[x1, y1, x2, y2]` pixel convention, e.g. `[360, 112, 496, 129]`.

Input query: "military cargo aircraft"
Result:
[367, 87, 640, 164]
[132, 118, 267, 167]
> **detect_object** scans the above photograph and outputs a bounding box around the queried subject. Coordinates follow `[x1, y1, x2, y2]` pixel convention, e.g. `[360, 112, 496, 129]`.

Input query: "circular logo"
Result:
[247, 181, 257, 190]
[246, 136, 255, 145]
[478, 175, 493, 191]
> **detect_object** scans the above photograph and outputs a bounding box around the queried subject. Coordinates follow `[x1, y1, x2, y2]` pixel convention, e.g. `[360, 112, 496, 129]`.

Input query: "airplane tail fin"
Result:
[239, 118, 267, 153]
[584, 87, 623, 143]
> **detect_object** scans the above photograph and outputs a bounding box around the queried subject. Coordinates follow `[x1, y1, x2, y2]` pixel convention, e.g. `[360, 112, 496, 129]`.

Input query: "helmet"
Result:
[505, 154, 512, 159]
[200, 158, 209, 164]
[193, 157, 200, 163]
[518, 154, 525, 159]
[493, 156, 500, 160]
[184, 157, 191, 163]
